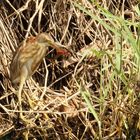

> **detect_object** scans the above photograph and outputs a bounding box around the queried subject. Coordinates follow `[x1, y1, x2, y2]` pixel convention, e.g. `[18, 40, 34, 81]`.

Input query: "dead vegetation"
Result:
[0, 0, 140, 139]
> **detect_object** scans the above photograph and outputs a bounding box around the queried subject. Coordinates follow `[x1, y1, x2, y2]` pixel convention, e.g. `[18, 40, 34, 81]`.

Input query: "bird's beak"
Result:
[51, 42, 71, 56]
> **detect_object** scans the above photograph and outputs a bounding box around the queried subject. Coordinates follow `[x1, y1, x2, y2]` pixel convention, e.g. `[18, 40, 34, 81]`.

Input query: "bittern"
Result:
[10, 33, 69, 123]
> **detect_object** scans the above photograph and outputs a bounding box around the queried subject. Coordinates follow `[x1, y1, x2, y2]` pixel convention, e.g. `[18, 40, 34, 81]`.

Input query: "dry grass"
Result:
[0, 0, 140, 139]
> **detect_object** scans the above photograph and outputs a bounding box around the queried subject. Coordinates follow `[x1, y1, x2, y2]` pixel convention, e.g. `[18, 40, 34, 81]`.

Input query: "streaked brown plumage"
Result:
[10, 33, 69, 123]
[11, 33, 54, 83]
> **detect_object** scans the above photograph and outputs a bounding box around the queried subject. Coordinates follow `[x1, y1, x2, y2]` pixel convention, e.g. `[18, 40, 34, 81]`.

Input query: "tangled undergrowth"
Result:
[0, 0, 140, 139]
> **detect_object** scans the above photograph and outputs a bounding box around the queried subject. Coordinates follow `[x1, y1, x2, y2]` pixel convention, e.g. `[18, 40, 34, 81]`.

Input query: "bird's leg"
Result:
[24, 90, 35, 109]
[18, 66, 32, 124]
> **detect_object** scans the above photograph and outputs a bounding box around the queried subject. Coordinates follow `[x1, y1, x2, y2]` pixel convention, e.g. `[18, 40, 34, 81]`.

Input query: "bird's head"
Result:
[36, 33, 71, 56]
[36, 33, 54, 46]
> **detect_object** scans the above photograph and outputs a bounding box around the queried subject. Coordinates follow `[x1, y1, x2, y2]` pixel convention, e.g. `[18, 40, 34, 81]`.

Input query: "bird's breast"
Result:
[30, 44, 48, 75]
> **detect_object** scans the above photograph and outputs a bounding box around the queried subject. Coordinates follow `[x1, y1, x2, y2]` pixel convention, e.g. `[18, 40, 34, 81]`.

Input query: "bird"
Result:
[10, 33, 70, 123]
